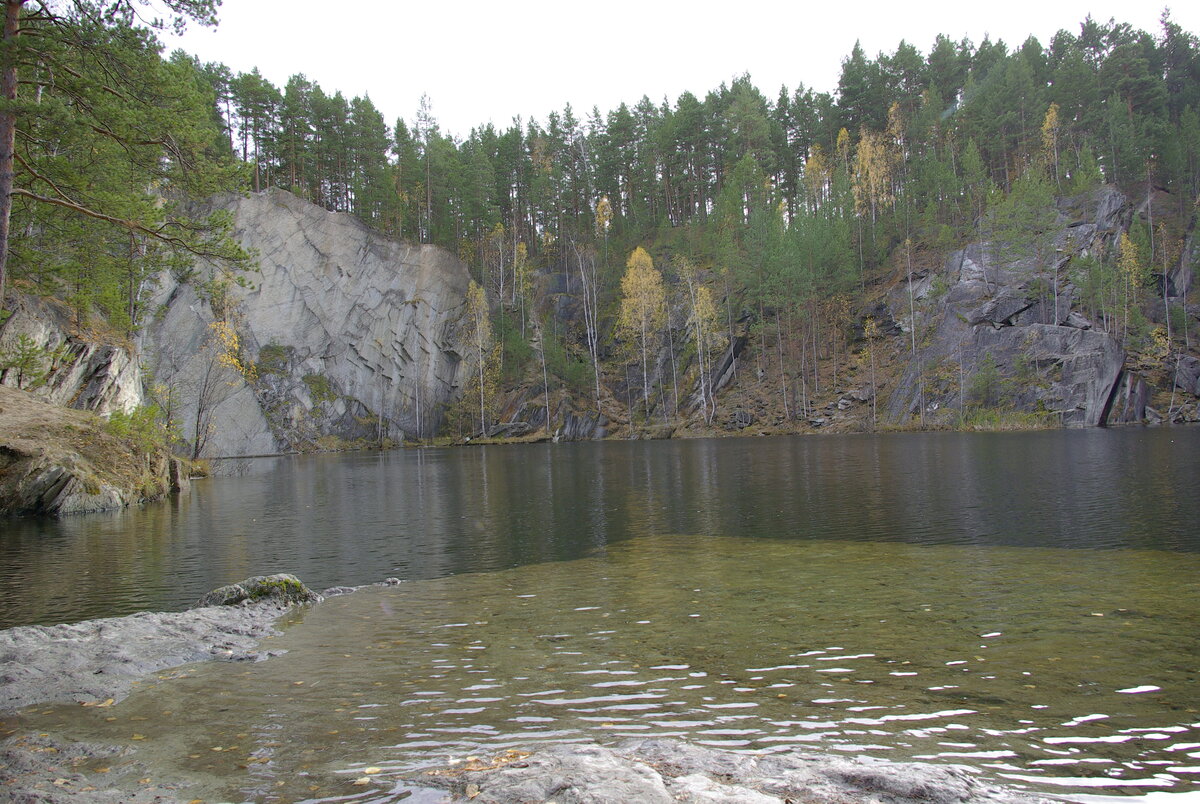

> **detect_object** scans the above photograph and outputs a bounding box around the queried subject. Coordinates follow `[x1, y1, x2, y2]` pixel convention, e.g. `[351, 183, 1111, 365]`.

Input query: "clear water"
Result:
[2, 429, 1199, 801]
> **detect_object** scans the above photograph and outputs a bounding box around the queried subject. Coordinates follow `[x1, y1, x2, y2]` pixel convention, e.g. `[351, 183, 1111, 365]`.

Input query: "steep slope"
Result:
[141, 190, 474, 457]
[886, 187, 1159, 427]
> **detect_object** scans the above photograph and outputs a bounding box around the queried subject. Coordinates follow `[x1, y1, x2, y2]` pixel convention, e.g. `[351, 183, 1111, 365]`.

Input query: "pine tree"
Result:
[1, 2, 247, 323]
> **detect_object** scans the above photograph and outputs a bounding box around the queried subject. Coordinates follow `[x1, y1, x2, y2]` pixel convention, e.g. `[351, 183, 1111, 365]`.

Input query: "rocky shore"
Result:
[0, 385, 189, 517]
[1, 576, 1056, 804]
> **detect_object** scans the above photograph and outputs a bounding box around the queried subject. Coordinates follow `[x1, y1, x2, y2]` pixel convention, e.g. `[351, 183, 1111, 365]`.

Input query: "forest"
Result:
[3, 1, 1199, 435]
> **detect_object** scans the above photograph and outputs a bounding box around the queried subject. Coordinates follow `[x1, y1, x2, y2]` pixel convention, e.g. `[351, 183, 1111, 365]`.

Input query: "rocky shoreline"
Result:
[1, 576, 1058, 804]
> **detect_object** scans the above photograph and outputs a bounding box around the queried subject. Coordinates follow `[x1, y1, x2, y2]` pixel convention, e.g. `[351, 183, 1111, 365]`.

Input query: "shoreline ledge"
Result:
[0, 573, 323, 712]
[1, 575, 1056, 803]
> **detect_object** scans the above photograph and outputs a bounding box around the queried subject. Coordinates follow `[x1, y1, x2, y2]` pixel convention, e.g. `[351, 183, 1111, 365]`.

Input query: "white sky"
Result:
[163, 0, 1199, 139]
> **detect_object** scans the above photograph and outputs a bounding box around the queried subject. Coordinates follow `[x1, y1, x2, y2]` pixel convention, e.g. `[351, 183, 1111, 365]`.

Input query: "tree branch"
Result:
[11, 188, 238, 259]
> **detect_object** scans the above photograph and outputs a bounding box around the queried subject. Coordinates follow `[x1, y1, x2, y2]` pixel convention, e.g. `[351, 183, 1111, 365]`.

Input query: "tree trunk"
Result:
[666, 310, 678, 421]
[0, 0, 23, 313]
[640, 319, 650, 420]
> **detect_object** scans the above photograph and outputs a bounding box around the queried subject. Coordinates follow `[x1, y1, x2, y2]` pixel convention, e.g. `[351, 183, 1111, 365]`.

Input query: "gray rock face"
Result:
[1173, 355, 1200, 396]
[0, 295, 143, 416]
[888, 187, 1134, 427]
[420, 739, 1051, 804]
[141, 189, 473, 456]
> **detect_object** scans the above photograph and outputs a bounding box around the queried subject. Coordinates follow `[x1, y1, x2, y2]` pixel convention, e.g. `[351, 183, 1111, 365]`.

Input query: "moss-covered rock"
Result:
[193, 574, 322, 608]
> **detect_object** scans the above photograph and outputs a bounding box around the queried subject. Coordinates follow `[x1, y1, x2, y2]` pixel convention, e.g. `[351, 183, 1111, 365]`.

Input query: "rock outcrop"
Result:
[193, 573, 321, 608]
[419, 739, 1051, 804]
[140, 189, 474, 457]
[887, 187, 1141, 427]
[0, 385, 180, 517]
[0, 574, 317, 712]
[0, 294, 143, 416]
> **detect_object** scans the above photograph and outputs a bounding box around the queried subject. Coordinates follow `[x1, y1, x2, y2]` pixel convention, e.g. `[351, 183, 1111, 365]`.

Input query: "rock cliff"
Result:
[887, 187, 1143, 427]
[141, 189, 474, 457]
[0, 294, 143, 415]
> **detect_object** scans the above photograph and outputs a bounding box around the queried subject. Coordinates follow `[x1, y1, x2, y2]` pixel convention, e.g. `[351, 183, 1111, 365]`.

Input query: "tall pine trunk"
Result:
[0, 1, 22, 313]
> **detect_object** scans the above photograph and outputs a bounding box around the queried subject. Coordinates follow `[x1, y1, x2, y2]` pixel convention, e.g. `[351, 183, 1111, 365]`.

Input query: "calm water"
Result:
[2, 429, 1199, 801]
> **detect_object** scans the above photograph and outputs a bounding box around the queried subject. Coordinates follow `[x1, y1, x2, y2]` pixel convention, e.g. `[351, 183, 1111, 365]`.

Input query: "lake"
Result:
[2, 429, 1199, 801]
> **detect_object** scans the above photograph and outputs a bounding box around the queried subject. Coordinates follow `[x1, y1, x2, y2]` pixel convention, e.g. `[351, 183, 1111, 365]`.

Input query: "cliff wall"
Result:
[887, 187, 1144, 427]
[141, 189, 474, 457]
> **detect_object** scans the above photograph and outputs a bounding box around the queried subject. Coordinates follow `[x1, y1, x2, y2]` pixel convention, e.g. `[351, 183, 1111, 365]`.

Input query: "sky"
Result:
[162, 0, 1200, 139]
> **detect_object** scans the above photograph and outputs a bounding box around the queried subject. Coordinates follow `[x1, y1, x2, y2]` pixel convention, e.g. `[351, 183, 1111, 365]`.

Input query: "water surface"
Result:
[1, 429, 1198, 801]
[2, 428, 1197, 628]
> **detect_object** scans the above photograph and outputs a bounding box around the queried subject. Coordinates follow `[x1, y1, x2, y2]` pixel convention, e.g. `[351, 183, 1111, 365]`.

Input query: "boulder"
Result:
[730, 409, 754, 429]
[193, 574, 322, 609]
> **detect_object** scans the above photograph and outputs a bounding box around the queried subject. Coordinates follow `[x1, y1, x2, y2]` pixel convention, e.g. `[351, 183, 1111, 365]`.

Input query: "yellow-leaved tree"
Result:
[853, 127, 893, 227]
[1117, 231, 1145, 344]
[618, 247, 666, 421]
[192, 319, 256, 458]
[1041, 102, 1061, 190]
[595, 195, 613, 264]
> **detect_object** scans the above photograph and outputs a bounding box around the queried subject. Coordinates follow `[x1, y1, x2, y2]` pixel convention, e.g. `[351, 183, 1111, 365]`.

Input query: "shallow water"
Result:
[7, 534, 1200, 801]
[2, 429, 1199, 801]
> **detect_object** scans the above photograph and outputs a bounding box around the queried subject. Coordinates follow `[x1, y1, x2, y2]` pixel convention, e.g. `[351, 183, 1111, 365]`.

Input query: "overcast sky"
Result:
[163, 1, 1198, 139]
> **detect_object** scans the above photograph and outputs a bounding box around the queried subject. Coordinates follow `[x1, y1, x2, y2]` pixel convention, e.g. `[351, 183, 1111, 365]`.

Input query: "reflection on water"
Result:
[7, 535, 1199, 801]
[2, 428, 1199, 629]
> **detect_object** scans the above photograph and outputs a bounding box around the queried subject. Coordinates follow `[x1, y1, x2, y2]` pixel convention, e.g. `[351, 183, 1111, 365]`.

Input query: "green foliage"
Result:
[961, 406, 1056, 430]
[302, 373, 336, 403]
[968, 352, 1007, 408]
[0, 335, 47, 389]
[104, 405, 175, 453]
[1067, 144, 1104, 194]
[989, 166, 1057, 268]
[496, 313, 533, 384]
[543, 330, 593, 395]
[257, 343, 291, 376]
[5, 4, 250, 330]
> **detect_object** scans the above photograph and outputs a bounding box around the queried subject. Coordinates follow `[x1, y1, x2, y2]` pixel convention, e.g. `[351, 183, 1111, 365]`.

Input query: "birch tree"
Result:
[678, 257, 721, 423]
[618, 246, 665, 421]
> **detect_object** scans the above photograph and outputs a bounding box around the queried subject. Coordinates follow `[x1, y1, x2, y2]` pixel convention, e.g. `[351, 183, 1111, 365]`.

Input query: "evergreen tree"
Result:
[2, 1, 247, 323]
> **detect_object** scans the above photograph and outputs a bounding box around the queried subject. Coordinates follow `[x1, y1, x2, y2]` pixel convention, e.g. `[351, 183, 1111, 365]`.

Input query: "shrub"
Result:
[105, 404, 173, 452]
[303, 373, 337, 403]
[257, 343, 290, 376]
